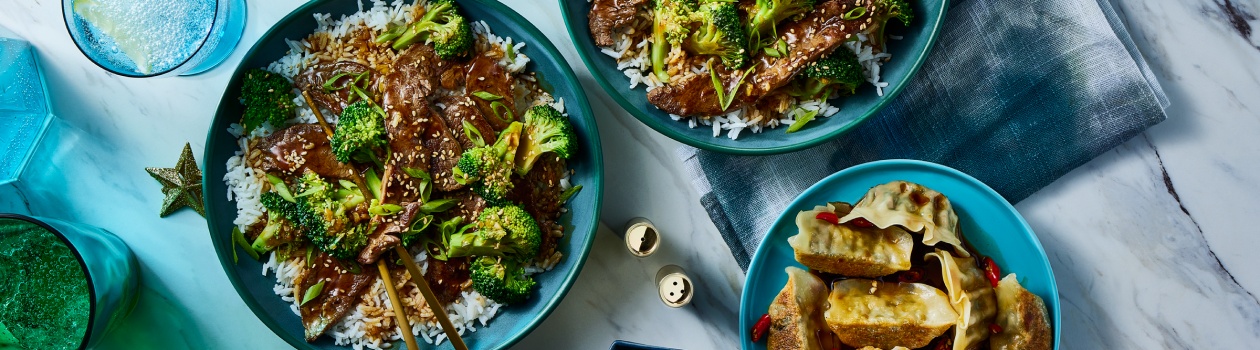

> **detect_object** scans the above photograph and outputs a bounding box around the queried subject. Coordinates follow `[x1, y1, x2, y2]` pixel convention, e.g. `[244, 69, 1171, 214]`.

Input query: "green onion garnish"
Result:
[266, 174, 295, 202]
[232, 226, 260, 262]
[420, 198, 458, 213]
[462, 119, 487, 148]
[473, 91, 503, 101]
[843, 6, 867, 20]
[560, 185, 583, 203]
[786, 109, 820, 133]
[490, 101, 514, 123]
[300, 280, 325, 306]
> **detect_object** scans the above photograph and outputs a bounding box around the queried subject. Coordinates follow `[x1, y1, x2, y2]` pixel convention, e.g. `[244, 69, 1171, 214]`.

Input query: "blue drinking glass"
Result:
[61, 0, 247, 77]
[0, 214, 140, 349]
[0, 33, 54, 199]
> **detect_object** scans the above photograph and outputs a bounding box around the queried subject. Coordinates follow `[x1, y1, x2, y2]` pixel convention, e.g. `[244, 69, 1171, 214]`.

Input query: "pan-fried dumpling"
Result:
[824, 279, 958, 349]
[839, 181, 969, 257]
[768, 267, 830, 350]
[789, 202, 914, 277]
[926, 250, 998, 350]
[992, 274, 1053, 350]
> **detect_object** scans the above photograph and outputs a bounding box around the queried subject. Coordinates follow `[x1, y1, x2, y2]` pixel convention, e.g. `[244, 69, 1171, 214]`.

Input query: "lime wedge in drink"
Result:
[72, 0, 153, 73]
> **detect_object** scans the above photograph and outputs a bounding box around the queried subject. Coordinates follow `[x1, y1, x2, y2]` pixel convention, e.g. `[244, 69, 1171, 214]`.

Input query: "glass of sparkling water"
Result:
[0, 33, 53, 193]
[0, 214, 139, 349]
[61, 0, 246, 77]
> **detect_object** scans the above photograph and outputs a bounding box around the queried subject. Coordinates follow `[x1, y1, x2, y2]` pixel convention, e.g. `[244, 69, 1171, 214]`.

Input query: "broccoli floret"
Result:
[650, 0, 700, 81]
[515, 105, 575, 175]
[683, 1, 749, 69]
[264, 173, 368, 260]
[331, 101, 387, 164]
[791, 48, 865, 99]
[747, 0, 816, 50]
[391, 0, 474, 59]
[453, 122, 523, 204]
[867, 0, 913, 49]
[470, 256, 536, 304]
[240, 69, 297, 132]
[254, 192, 300, 253]
[446, 204, 542, 258]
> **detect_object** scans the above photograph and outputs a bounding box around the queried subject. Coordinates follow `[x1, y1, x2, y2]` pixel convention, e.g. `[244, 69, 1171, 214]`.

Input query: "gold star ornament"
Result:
[146, 143, 205, 217]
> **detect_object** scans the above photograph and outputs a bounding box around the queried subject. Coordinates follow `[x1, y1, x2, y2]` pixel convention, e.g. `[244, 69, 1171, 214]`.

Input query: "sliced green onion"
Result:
[305, 245, 315, 267]
[300, 280, 325, 306]
[266, 174, 295, 202]
[763, 47, 781, 58]
[369, 202, 403, 216]
[490, 101, 514, 123]
[420, 198, 458, 213]
[504, 42, 516, 64]
[346, 263, 362, 274]
[365, 168, 384, 201]
[462, 119, 487, 148]
[842, 6, 867, 20]
[402, 167, 432, 202]
[786, 109, 820, 133]
[472, 91, 504, 101]
[709, 60, 758, 111]
[777, 39, 789, 56]
[232, 227, 260, 262]
[322, 72, 353, 92]
[560, 185, 583, 203]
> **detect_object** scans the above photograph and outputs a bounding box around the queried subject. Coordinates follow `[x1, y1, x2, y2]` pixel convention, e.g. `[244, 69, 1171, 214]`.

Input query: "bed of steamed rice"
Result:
[223, 1, 567, 348]
[598, 11, 893, 140]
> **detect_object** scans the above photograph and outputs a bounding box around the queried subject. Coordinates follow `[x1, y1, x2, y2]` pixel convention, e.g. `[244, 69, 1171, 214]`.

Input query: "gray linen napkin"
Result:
[679, 0, 1169, 270]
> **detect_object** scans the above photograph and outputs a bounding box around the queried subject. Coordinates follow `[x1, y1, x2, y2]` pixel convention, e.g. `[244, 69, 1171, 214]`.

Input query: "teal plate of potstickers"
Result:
[203, 0, 603, 349]
[739, 159, 1060, 349]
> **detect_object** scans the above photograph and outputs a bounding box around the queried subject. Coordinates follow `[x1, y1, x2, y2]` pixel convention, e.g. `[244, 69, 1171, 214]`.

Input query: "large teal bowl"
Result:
[202, 1, 604, 349]
[738, 160, 1060, 349]
[560, 0, 947, 155]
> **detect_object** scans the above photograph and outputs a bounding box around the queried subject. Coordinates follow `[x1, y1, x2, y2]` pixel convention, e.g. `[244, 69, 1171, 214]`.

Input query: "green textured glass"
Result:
[0, 214, 139, 349]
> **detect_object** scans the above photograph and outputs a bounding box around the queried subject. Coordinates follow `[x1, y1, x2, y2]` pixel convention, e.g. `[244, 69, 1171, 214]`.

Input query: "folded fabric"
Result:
[680, 0, 1169, 270]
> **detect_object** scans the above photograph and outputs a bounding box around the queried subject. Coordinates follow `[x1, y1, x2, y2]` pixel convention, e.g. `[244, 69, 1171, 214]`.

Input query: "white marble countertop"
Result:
[2, 0, 1258, 348]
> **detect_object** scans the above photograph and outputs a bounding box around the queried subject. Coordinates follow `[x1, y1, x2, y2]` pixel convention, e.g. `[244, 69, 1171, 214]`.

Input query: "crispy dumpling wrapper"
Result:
[768, 267, 830, 350]
[992, 274, 1053, 350]
[839, 181, 969, 257]
[927, 250, 998, 350]
[824, 279, 958, 349]
[789, 203, 914, 277]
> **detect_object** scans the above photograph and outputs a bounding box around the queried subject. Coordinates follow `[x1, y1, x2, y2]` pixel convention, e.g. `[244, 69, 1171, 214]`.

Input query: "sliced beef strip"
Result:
[438, 96, 498, 150]
[356, 202, 422, 265]
[294, 61, 378, 115]
[746, 0, 869, 97]
[251, 124, 357, 180]
[444, 188, 488, 225]
[465, 55, 516, 131]
[382, 63, 466, 200]
[508, 155, 566, 222]
[588, 0, 650, 47]
[299, 252, 377, 341]
[645, 67, 741, 117]
[423, 256, 470, 305]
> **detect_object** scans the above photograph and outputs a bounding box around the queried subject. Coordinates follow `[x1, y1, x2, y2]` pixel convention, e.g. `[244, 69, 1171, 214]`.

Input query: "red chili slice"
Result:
[751, 313, 772, 342]
[983, 257, 1001, 288]
[990, 323, 1004, 334]
[898, 267, 924, 283]
[815, 212, 840, 225]
[850, 217, 875, 228]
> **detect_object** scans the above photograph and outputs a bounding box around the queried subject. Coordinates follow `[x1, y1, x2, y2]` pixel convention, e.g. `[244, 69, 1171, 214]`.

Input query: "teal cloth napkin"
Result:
[680, 0, 1169, 269]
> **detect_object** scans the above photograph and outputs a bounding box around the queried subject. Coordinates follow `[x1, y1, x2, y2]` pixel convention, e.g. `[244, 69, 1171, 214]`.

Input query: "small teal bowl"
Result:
[738, 160, 1060, 349]
[560, 0, 947, 155]
[203, 0, 604, 349]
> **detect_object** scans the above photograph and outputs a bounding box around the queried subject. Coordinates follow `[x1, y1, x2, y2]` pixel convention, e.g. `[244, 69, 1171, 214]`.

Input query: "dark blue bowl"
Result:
[203, 1, 604, 349]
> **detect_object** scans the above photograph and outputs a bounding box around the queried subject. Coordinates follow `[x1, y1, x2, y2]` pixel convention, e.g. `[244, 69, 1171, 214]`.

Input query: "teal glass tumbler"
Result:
[0, 214, 139, 349]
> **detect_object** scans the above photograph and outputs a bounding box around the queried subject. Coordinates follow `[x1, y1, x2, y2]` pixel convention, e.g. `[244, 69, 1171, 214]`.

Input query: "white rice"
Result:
[224, 1, 567, 347]
[598, 17, 891, 139]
